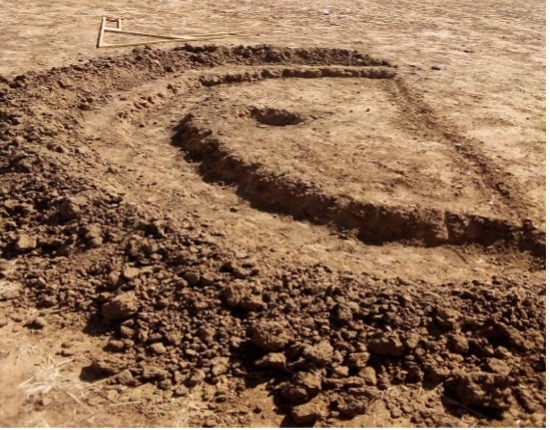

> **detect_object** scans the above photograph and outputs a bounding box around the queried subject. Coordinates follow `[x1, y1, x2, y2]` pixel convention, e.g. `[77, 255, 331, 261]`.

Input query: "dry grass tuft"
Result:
[18, 354, 86, 402]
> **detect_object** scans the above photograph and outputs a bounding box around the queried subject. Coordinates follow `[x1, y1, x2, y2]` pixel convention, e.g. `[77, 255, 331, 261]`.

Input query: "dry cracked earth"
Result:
[0, 1, 545, 428]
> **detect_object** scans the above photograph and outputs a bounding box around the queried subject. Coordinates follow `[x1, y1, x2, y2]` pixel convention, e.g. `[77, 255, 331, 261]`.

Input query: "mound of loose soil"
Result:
[0, 45, 545, 427]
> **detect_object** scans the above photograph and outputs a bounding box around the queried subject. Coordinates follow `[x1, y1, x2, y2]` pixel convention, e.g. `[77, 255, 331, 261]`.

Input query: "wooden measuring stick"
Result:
[100, 33, 250, 49]
[97, 17, 107, 48]
[105, 28, 242, 40]
[97, 17, 251, 49]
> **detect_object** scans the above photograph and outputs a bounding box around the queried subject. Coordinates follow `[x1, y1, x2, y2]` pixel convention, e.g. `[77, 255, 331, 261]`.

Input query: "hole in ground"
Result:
[249, 107, 307, 127]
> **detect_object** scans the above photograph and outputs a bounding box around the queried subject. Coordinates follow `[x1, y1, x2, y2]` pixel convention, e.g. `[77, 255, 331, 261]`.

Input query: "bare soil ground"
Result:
[0, 0, 545, 427]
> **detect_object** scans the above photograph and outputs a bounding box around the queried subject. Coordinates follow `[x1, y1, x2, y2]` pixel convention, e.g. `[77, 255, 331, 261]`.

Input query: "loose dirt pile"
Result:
[0, 45, 545, 426]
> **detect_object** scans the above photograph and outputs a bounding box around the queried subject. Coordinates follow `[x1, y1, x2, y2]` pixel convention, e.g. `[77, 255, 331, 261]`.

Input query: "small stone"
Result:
[158, 379, 172, 390]
[494, 346, 511, 358]
[255, 352, 287, 370]
[81, 224, 103, 248]
[58, 79, 73, 89]
[0, 259, 12, 276]
[291, 396, 328, 425]
[390, 408, 403, 419]
[198, 327, 216, 343]
[90, 356, 126, 376]
[403, 333, 420, 350]
[141, 366, 168, 380]
[15, 234, 37, 251]
[116, 369, 135, 385]
[107, 340, 125, 352]
[427, 365, 450, 384]
[149, 342, 167, 355]
[240, 294, 263, 311]
[406, 363, 424, 382]
[203, 419, 216, 428]
[200, 274, 215, 286]
[358, 367, 377, 385]
[411, 414, 423, 424]
[281, 372, 322, 404]
[222, 284, 244, 307]
[102, 292, 139, 321]
[493, 323, 529, 351]
[303, 341, 334, 365]
[297, 372, 322, 393]
[333, 366, 349, 377]
[183, 271, 200, 286]
[347, 352, 371, 368]
[120, 326, 135, 339]
[122, 265, 141, 280]
[164, 332, 181, 346]
[434, 308, 460, 329]
[222, 283, 263, 311]
[343, 376, 366, 387]
[349, 387, 376, 400]
[174, 386, 189, 397]
[431, 65, 443, 70]
[210, 357, 229, 376]
[185, 348, 198, 357]
[122, 339, 134, 348]
[516, 390, 538, 413]
[449, 334, 469, 353]
[186, 369, 206, 387]
[58, 199, 81, 221]
[333, 303, 355, 322]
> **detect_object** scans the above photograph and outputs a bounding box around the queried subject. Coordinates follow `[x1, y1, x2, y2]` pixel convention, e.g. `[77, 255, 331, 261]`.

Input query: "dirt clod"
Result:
[358, 367, 377, 385]
[449, 334, 470, 353]
[291, 395, 328, 424]
[445, 371, 513, 411]
[149, 342, 167, 355]
[347, 352, 371, 368]
[57, 198, 81, 222]
[368, 334, 406, 357]
[250, 321, 292, 352]
[14, 234, 36, 251]
[101, 292, 139, 321]
[303, 341, 334, 366]
[255, 352, 287, 369]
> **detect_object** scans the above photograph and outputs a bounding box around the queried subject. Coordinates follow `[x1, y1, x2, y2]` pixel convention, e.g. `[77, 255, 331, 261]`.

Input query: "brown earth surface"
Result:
[0, 0, 545, 427]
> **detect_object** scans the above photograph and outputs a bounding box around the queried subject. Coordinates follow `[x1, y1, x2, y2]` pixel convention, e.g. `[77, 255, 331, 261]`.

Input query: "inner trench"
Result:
[168, 74, 543, 254]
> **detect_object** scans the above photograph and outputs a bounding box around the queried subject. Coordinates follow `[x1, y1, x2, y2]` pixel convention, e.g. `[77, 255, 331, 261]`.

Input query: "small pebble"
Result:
[203, 418, 216, 428]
